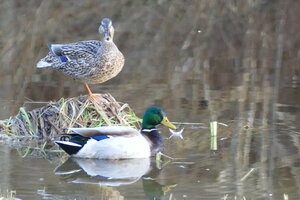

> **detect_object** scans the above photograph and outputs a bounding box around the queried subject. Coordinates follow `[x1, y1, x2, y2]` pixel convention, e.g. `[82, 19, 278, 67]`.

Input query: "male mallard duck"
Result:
[36, 18, 124, 97]
[55, 107, 176, 159]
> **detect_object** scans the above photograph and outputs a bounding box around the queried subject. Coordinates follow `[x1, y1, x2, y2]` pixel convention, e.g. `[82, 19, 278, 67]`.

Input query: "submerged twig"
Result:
[240, 168, 256, 181]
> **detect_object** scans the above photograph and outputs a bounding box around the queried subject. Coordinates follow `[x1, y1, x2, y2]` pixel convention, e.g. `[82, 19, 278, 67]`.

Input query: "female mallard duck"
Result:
[36, 18, 124, 97]
[55, 107, 176, 159]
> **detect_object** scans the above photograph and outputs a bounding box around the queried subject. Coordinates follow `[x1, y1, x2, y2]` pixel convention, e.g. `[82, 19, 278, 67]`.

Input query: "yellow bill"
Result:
[161, 117, 176, 129]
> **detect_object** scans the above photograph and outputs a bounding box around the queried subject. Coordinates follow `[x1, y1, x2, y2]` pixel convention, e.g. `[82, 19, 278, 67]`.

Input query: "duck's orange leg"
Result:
[84, 83, 94, 96]
[84, 83, 102, 100]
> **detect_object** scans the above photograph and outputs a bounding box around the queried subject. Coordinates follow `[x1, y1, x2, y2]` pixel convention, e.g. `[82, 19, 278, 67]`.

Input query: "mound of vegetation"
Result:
[0, 94, 140, 158]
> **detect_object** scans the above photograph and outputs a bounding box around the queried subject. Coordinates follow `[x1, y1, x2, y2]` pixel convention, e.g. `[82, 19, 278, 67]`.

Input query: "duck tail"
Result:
[55, 141, 83, 155]
[36, 59, 52, 68]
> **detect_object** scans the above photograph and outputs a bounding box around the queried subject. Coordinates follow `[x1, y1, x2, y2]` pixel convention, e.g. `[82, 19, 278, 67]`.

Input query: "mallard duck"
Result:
[36, 18, 124, 97]
[55, 107, 176, 159]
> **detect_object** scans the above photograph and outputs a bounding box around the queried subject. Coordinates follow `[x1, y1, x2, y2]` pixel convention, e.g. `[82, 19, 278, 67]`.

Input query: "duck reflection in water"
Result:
[55, 157, 177, 199]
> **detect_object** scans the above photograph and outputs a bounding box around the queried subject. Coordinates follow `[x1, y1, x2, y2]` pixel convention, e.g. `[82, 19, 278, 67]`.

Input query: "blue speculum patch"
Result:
[92, 135, 109, 141]
[59, 56, 68, 62]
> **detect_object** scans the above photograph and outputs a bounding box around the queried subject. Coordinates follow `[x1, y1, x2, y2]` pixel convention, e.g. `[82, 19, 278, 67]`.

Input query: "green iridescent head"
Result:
[142, 107, 176, 130]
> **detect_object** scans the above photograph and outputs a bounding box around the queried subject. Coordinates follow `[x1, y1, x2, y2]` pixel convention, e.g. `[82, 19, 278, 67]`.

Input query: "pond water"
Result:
[1, 84, 300, 200]
[1, 1, 300, 200]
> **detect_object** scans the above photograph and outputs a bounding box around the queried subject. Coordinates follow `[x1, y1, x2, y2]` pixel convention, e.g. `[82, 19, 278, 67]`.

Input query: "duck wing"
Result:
[49, 40, 101, 60]
[68, 126, 140, 138]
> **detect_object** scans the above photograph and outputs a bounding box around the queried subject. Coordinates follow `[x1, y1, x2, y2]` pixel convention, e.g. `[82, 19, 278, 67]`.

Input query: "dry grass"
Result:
[0, 94, 141, 157]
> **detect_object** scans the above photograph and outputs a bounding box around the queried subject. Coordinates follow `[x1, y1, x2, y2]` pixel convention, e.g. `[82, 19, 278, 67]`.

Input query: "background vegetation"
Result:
[0, 0, 300, 199]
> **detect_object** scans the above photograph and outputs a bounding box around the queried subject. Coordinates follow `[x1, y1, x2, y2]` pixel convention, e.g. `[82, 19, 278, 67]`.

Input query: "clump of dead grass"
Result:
[0, 94, 141, 158]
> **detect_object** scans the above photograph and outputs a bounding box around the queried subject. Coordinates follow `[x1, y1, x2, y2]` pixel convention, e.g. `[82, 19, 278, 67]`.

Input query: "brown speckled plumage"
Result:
[37, 18, 124, 86]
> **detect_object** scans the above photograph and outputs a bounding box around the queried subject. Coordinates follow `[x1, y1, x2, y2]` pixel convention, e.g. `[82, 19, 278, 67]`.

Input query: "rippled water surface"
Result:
[1, 90, 300, 199]
[1, 0, 300, 199]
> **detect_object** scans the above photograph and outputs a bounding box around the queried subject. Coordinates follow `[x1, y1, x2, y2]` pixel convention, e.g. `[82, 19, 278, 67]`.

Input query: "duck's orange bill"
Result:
[161, 117, 176, 130]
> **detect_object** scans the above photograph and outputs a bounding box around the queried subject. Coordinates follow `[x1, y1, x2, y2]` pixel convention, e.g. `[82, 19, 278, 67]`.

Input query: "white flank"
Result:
[69, 126, 139, 136]
[55, 141, 82, 147]
[36, 60, 51, 68]
[73, 135, 151, 159]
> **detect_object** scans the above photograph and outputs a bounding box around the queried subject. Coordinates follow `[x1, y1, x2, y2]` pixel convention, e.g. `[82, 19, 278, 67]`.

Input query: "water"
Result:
[1, 97, 300, 199]
[1, 0, 300, 199]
